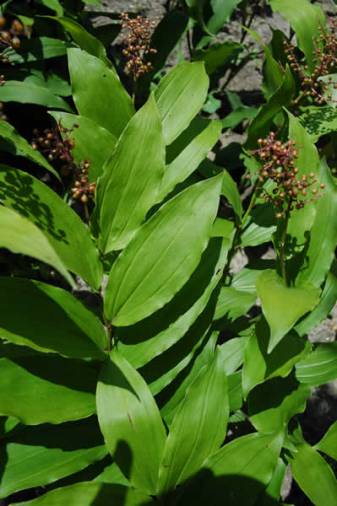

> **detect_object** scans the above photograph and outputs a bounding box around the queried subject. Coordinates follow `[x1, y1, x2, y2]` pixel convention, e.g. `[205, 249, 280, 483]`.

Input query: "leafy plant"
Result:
[0, 1, 337, 505]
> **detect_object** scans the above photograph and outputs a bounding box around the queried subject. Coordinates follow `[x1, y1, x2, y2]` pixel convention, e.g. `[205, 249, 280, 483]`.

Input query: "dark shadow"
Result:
[0, 167, 69, 243]
[166, 116, 213, 164]
[0, 277, 103, 359]
[173, 468, 282, 506]
[248, 373, 303, 415]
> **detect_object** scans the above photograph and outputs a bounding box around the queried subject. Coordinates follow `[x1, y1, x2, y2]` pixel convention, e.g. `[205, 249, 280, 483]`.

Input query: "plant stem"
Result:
[241, 183, 259, 227]
[278, 202, 291, 286]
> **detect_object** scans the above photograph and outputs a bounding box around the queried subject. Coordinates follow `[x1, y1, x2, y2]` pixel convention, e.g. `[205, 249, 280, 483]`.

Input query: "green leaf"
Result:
[290, 443, 337, 506]
[256, 270, 320, 352]
[228, 371, 243, 412]
[222, 168, 243, 218]
[13, 482, 154, 506]
[316, 420, 337, 461]
[2, 37, 68, 64]
[241, 222, 276, 247]
[49, 111, 117, 182]
[96, 351, 166, 494]
[288, 112, 319, 176]
[248, 374, 310, 433]
[0, 206, 73, 285]
[160, 118, 221, 199]
[207, 0, 242, 33]
[242, 320, 309, 397]
[296, 342, 337, 386]
[0, 351, 97, 424]
[269, 0, 325, 70]
[40, 0, 63, 16]
[297, 159, 337, 288]
[296, 264, 337, 336]
[104, 175, 222, 326]
[247, 66, 295, 147]
[0, 419, 106, 498]
[182, 432, 283, 505]
[97, 95, 165, 253]
[215, 286, 256, 321]
[194, 42, 241, 74]
[154, 61, 209, 145]
[0, 277, 106, 359]
[158, 348, 229, 492]
[0, 120, 58, 179]
[0, 166, 102, 289]
[68, 48, 134, 137]
[117, 237, 230, 368]
[0, 81, 72, 111]
[218, 337, 247, 375]
[300, 106, 337, 141]
[46, 16, 107, 60]
[222, 106, 258, 129]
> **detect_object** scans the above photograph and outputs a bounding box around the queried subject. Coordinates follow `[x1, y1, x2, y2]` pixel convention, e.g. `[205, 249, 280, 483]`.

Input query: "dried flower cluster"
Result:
[285, 21, 337, 105]
[120, 12, 157, 81]
[0, 16, 29, 53]
[71, 160, 96, 204]
[32, 126, 96, 205]
[254, 132, 324, 218]
[32, 126, 74, 173]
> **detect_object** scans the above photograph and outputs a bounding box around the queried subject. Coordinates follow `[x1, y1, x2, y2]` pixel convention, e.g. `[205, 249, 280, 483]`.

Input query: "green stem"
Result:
[241, 184, 259, 227]
[278, 202, 291, 286]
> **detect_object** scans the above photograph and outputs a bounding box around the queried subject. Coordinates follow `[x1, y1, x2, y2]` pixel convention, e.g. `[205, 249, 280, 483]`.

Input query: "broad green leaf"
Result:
[105, 175, 222, 326]
[2, 37, 68, 64]
[241, 222, 276, 247]
[300, 106, 337, 141]
[117, 237, 230, 368]
[0, 120, 58, 179]
[296, 342, 337, 386]
[0, 206, 73, 285]
[248, 375, 310, 433]
[14, 482, 154, 506]
[158, 349, 229, 492]
[24, 70, 71, 97]
[288, 112, 319, 176]
[208, 0, 242, 33]
[255, 458, 287, 505]
[182, 432, 283, 505]
[194, 42, 241, 74]
[247, 66, 295, 147]
[269, 0, 325, 69]
[68, 48, 134, 137]
[0, 80, 72, 111]
[0, 352, 97, 424]
[316, 421, 337, 461]
[215, 286, 256, 321]
[242, 320, 309, 397]
[0, 419, 106, 498]
[222, 168, 243, 218]
[40, 0, 63, 16]
[154, 61, 209, 144]
[222, 106, 258, 129]
[97, 95, 165, 253]
[228, 371, 243, 412]
[218, 337, 247, 375]
[297, 159, 337, 288]
[96, 351, 166, 494]
[0, 166, 102, 289]
[256, 270, 320, 352]
[160, 118, 221, 199]
[160, 333, 218, 425]
[290, 443, 337, 506]
[49, 111, 117, 181]
[296, 264, 337, 336]
[47, 16, 107, 60]
[0, 277, 106, 358]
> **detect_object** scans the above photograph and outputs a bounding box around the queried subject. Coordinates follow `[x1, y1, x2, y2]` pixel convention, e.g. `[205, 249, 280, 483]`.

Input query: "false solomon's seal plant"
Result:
[0, 1, 337, 505]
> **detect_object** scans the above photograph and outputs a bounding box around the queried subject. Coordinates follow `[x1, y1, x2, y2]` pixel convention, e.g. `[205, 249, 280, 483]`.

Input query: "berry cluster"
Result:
[0, 16, 29, 53]
[254, 133, 324, 218]
[120, 12, 157, 81]
[71, 161, 96, 204]
[285, 21, 337, 105]
[32, 126, 75, 175]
